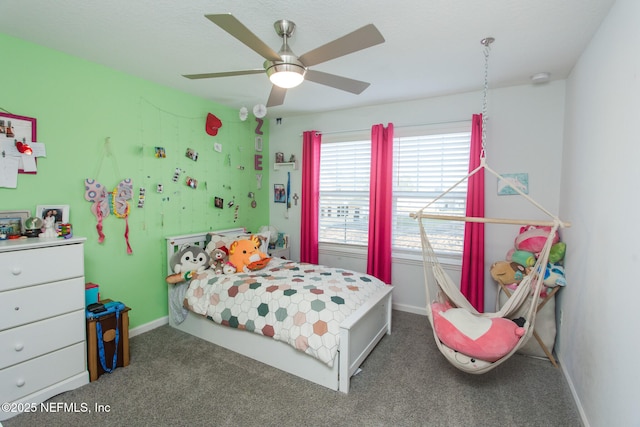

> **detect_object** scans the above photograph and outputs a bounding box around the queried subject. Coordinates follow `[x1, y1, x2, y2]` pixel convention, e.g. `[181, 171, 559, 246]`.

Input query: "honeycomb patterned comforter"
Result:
[183, 258, 388, 366]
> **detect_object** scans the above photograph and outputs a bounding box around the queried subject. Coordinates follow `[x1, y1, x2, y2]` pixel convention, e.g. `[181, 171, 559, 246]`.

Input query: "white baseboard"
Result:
[557, 353, 589, 427]
[129, 315, 168, 338]
[392, 303, 427, 316]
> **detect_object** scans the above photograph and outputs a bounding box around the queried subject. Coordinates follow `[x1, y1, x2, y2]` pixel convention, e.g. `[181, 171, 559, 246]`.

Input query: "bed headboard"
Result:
[165, 227, 245, 275]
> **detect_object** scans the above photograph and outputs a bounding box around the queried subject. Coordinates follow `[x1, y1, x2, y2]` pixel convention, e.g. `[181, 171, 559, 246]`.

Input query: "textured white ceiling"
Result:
[0, 0, 615, 117]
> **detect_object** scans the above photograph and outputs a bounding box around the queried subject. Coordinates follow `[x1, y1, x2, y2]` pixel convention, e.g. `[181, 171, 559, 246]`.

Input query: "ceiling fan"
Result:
[183, 14, 385, 108]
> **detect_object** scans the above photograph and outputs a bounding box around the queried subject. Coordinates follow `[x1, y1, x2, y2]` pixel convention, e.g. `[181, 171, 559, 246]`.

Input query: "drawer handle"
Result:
[11, 266, 22, 275]
[15, 343, 24, 352]
[16, 378, 25, 387]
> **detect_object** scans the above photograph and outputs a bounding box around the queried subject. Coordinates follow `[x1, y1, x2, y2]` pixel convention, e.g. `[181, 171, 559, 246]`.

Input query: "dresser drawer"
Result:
[0, 278, 85, 331]
[0, 342, 86, 403]
[0, 243, 84, 292]
[0, 310, 86, 370]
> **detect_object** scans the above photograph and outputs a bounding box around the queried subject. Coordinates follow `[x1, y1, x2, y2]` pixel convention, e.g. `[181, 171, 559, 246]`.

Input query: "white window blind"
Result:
[392, 128, 471, 254]
[318, 123, 471, 254]
[319, 140, 371, 246]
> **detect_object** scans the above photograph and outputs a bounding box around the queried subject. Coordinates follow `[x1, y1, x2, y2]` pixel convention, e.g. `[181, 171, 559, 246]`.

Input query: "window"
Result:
[319, 139, 371, 246]
[392, 126, 471, 255]
[318, 123, 471, 255]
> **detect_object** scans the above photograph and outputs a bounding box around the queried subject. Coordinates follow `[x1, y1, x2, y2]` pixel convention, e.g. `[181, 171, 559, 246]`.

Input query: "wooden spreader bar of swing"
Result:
[410, 212, 571, 228]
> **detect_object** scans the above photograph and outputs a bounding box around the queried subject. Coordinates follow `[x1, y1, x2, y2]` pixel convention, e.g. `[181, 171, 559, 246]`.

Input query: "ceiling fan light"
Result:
[270, 71, 304, 88]
[267, 63, 306, 88]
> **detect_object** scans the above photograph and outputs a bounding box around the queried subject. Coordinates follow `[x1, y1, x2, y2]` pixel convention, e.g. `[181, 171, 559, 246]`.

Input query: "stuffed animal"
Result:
[223, 262, 237, 275]
[509, 250, 536, 267]
[490, 261, 529, 289]
[208, 247, 229, 275]
[542, 263, 567, 288]
[431, 301, 525, 362]
[549, 242, 566, 264]
[166, 246, 210, 284]
[228, 236, 270, 273]
[205, 238, 229, 258]
[514, 225, 559, 254]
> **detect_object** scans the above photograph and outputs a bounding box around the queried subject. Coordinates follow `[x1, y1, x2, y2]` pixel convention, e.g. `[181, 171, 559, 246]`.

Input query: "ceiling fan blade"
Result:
[183, 69, 264, 79]
[298, 24, 385, 67]
[267, 85, 287, 107]
[206, 14, 281, 62]
[305, 70, 370, 94]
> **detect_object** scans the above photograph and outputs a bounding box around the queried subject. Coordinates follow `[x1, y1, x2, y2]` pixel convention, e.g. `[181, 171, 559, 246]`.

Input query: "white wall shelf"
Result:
[273, 161, 297, 171]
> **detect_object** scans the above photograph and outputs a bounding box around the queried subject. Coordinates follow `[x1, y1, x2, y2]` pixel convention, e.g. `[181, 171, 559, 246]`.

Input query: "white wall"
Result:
[267, 3, 640, 424]
[560, 0, 640, 425]
[269, 81, 566, 313]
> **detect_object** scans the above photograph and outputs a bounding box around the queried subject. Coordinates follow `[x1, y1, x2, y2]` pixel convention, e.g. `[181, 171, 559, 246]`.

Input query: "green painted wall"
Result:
[0, 34, 269, 328]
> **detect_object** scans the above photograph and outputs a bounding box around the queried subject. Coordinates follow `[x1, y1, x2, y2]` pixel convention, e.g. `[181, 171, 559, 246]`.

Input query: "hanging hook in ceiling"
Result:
[480, 37, 495, 47]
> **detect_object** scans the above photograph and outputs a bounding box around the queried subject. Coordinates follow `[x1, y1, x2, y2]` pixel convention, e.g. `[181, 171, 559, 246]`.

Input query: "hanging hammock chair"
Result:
[410, 38, 570, 374]
[411, 158, 570, 373]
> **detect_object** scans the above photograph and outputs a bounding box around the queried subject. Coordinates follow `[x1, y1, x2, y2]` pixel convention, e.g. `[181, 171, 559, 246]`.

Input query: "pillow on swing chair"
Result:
[431, 302, 525, 363]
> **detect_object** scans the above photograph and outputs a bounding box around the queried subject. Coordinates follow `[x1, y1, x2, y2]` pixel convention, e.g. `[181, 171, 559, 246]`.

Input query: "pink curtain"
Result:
[460, 114, 485, 311]
[367, 123, 394, 284]
[300, 131, 322, 264]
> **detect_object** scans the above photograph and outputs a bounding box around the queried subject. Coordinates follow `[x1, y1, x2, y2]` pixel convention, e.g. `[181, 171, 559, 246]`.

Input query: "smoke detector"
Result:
[530, 72, 551, 84]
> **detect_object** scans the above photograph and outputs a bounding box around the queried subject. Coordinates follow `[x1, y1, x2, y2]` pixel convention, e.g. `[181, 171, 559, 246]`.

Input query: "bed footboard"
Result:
[339, 285, 393, 393]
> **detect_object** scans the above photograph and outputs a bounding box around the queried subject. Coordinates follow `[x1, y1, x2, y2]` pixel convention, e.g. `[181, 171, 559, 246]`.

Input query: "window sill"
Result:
[392, 248, 462, 268]
[319, 242, 368, 258]
[318, 243, 462, 268]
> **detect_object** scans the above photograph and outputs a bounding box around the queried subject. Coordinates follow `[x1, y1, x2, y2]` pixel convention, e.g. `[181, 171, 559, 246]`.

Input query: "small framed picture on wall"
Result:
[273, 184, 286, 203]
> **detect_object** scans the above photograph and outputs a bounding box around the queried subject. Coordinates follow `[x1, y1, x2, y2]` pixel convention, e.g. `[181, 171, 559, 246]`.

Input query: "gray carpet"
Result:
[3, 311, 581, 427]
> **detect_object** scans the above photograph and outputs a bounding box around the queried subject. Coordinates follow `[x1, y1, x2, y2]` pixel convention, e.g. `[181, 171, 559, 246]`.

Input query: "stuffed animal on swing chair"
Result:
[165, 246, 210, 284]
[514, 225, 560, 255]
[431, 301, 526, 363]
[490, 261, 529, 290]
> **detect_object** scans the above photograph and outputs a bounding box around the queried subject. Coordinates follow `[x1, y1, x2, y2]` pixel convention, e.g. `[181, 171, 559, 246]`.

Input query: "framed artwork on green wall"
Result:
[0, 111, 37, 174]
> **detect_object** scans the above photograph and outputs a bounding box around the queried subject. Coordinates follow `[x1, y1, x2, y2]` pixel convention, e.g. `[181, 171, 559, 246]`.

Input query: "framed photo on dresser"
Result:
[36, 205, 69, 224]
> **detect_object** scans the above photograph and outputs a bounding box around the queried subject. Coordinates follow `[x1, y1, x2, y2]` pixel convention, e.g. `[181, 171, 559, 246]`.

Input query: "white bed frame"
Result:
[166, 229, 393, 393]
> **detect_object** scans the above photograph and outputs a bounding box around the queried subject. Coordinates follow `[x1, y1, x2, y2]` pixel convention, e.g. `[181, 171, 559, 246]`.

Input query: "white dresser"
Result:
[0, 237, 89, 421]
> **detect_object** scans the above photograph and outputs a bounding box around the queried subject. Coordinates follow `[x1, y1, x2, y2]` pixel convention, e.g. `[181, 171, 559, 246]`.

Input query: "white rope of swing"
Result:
[418, 211, 557, 318]
[419, 217, 557, 373]
[410, 38, 569, 228]
[412, 37, 569, 372]
[414, 37, 567, 314]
